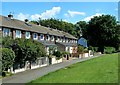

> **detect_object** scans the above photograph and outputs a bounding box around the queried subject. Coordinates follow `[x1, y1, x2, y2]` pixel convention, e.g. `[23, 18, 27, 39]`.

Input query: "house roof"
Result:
[0, 15, 77, 39]
[56, 42, 77, 47]
[38, 40, 57, 46]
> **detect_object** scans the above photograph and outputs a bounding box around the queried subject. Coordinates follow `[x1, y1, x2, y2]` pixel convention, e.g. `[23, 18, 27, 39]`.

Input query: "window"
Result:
[25, 32, 30, 39]
[51, 36, 54, 41]
[60, 38, 63, 42]
[16, 30, 21, 38]
[40, 34, 44, 40]
[3, 28, 10, 37]
[33, 33, 38, 40]
[46, 35, 50, 41]
[63, 38, 65, 42]
[66, 39, 68, 43]
[76, 40, 77, 43]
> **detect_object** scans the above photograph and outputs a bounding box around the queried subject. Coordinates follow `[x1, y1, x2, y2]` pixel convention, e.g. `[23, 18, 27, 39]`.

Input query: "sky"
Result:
[1, 2, 119, 24]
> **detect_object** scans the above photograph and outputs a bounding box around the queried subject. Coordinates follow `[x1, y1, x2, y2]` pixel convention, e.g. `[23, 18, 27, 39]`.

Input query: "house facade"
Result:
[0, 15, 78, 56]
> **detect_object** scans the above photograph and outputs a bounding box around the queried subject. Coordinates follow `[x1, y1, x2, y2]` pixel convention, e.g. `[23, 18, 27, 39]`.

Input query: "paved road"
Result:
[2, 55, 101, 84]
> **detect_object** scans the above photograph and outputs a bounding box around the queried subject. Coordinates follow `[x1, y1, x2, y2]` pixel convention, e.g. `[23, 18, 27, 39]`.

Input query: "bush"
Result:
[0, 48, 15, 76]
[2, 37, 46, 69]
[53, 51, 62, 60]
[104, 47, 116, 54]
[88, 46, 94, 51]
[93, 47, 99, 52]
[83, 48, 89, 53]
[2, 36, 14, 48]
[78, 45, 84, 54]
[62, 51, 70, 55]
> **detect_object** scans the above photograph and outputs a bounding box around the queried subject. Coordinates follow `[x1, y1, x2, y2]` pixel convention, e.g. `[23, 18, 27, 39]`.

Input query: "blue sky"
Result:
[2, 2, 118, 24]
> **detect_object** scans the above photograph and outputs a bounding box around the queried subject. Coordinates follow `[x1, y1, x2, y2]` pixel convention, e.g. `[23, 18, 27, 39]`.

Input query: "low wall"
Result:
[89, 50, 94, 57]
[11, 57, 49, 74]
[11, 56, 63, 74]
[84, 53, 89, 57]
[78, 50, 94, 59]
[31, 65, 39, 69]
[51, 57, 62, 64]
[13, 68, 26, 73]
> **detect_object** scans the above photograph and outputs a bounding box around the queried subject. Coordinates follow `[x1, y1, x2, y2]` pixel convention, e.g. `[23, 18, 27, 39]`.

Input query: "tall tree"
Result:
[75, 21, 88, 39]
[31, 18, 76, 37]
[87, 14, 118, 53]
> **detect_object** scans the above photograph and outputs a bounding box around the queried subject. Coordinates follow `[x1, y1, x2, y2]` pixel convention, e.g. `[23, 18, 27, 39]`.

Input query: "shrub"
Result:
[93, 47, 99, 52]
[53, 51, 62, 60]
[83, 48, 89, 53]
[2, 36, 14, 48]
[13, 38, 46, 63]
[88, 46, 94, 51]
[0, 48, 15, 76]
[2, 37, 46, 67]
[62, 51, 70, 55]
[104, 47, 116, 54]
[78, 45, 84, 54]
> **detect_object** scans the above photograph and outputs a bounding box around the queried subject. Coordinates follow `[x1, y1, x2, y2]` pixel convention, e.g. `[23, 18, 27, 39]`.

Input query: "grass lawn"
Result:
[29, 53, 118, 83]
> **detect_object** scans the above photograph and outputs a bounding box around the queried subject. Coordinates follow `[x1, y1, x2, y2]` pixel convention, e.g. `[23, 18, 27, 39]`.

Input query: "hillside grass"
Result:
[29, 53, 118, 83]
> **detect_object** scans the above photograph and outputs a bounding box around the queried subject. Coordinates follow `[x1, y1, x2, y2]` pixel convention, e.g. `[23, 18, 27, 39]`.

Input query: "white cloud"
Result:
[31, 6, 61, 20]
[15, 7, 61, 21]
[16, 13, 30, 21]
[82, 13, 103, 22]
[65, 10, 85, 18]
[31, 14, 41, 20]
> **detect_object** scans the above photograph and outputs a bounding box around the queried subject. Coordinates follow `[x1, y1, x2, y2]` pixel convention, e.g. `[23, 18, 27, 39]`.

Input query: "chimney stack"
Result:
[8, 14, 13, 19]
[24, 19, 29, 23]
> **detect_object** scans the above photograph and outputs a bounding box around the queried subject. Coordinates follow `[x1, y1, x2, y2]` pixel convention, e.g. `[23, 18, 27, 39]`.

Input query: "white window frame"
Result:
[25, 31, 30, 39]
[66, 38, 68, 43]
[3, 28, 11, 37]
[40, 34, 44, 40]
[76, 40, 77, 43]
[51, 36, 54, 41]
[46, 35, 50, 41]
[16, 30, 21, 38]
[33, 33, 38, 40]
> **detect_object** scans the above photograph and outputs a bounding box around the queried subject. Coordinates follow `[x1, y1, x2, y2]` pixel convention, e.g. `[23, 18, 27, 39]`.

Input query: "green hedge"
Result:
[88, 46, 99, 52]
[104, 47, 116, 54]
[0, 48, 15, 77]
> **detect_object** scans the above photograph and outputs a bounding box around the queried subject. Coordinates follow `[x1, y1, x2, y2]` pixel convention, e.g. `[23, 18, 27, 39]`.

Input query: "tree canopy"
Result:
[31, 18, 77, 37]
[86, 15, 119, 53]
[0, 48, 15, 71]
[30, 14, 120, 53]
[2, 37, 46, 64]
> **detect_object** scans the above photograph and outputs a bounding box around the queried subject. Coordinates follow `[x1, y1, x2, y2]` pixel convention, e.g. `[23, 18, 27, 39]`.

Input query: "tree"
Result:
[2, 36, 14, 48]
[2, 37, 46, 68]
[75, 21, 88, 38]
[0, 48, 15, 72]
[114, 24, 120, 50]
[87, 15, 118, 53]
[31, 18, 77, 37]
[12, 38, 46, 65]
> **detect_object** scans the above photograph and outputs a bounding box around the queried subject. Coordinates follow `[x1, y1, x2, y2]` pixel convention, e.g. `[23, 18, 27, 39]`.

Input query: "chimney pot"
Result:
[8, 14, 13, 19]
[25, 19, 29, 23]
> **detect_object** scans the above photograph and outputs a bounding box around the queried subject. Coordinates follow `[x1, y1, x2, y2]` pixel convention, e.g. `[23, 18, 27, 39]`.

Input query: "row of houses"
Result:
[0, 14, 78, 73]
[0, 14, 78, 55]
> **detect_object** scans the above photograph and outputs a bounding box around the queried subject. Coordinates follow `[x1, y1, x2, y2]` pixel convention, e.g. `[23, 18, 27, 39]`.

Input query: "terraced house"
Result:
[0, 14, 78, 58]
